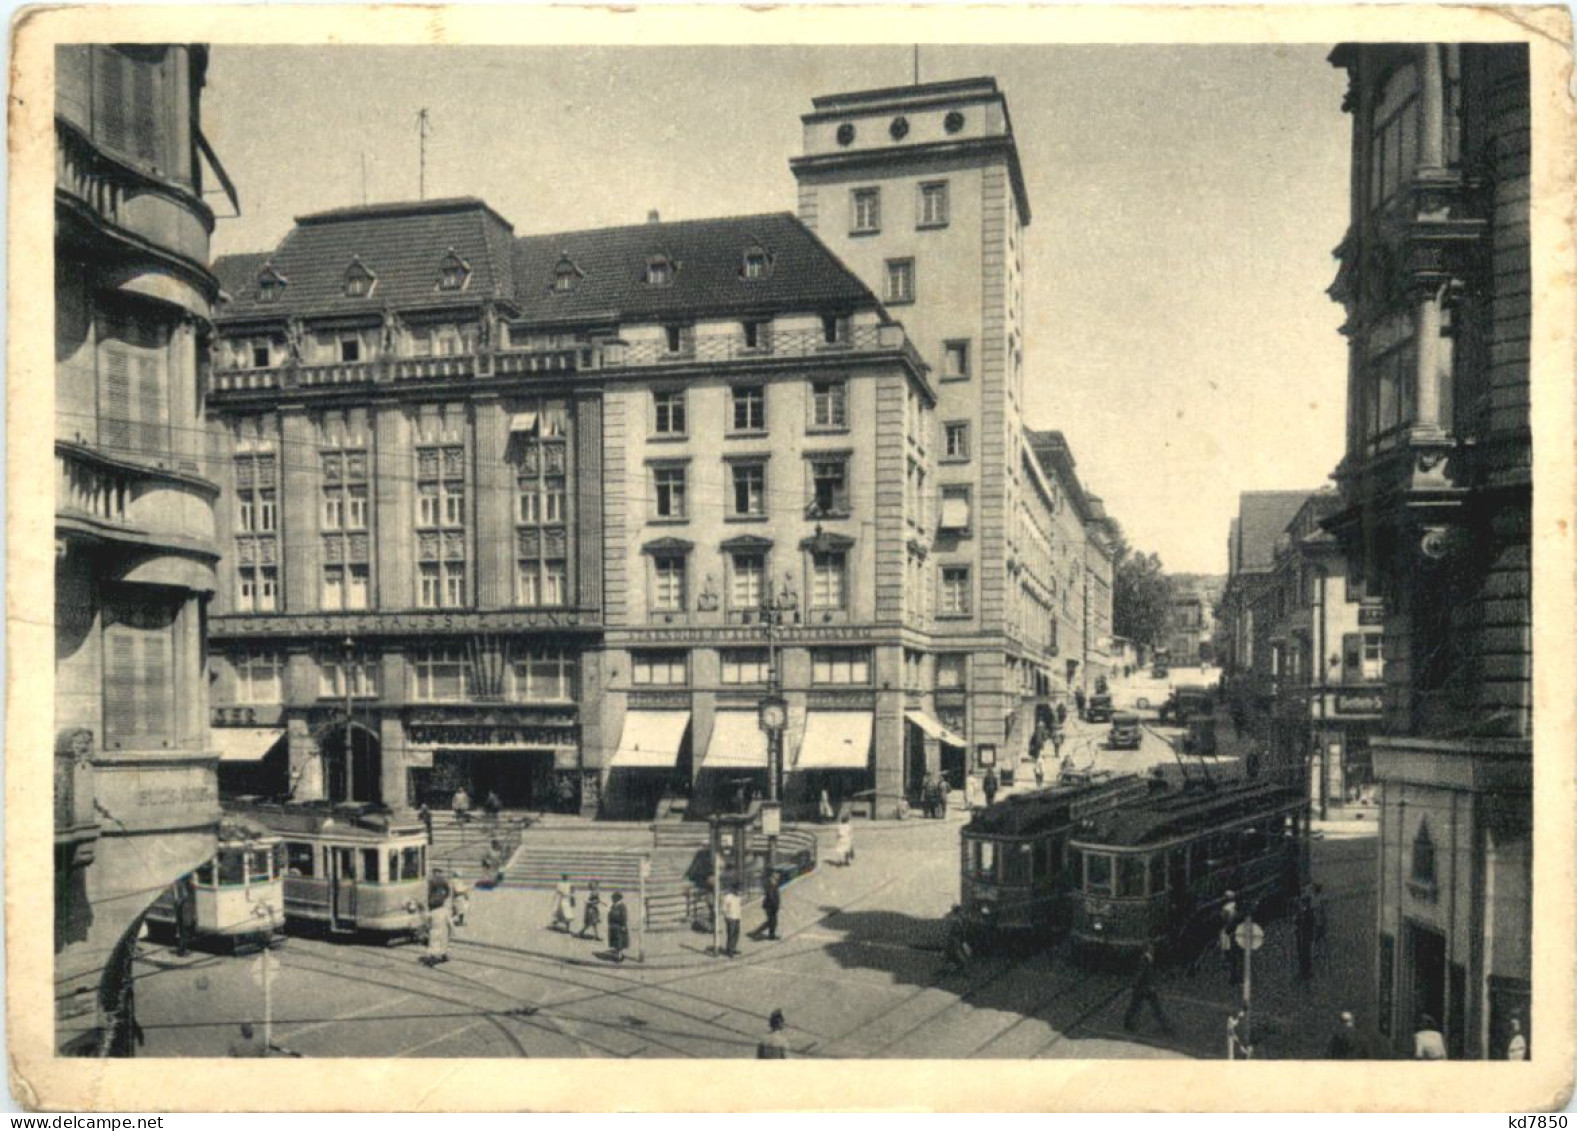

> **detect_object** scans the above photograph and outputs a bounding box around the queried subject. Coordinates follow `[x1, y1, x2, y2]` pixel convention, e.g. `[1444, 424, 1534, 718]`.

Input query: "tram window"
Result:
[1067, 847, 1082, 885]
[1117, 855, 1147, 898]
[969, 840, 996, 880]
[1240, 828, 1266, 858]
[1086, 853, 1113, 895]
[194, 861, 215, 886]
[218, 851, 245, 886]
[1189, 839, 1208, 876]
[402, 846, 424, 881]
[1149, 855, 1166, 894]
[388, 850, 402, 882]
[285, 843, 315, 878]
[361, 849, 380, 883]
[274, 844, 288, 876]
[248, 848, 272, 882]
[1034, 839, 1053, 880]
[1002, 843, 1033, 886]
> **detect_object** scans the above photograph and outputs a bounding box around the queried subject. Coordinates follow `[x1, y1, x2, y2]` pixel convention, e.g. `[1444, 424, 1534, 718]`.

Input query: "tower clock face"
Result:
[760, 701, 788, 731]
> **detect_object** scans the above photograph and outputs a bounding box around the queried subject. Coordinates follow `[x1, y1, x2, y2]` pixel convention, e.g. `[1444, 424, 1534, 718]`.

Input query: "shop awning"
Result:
[509, 411, 539, 434]
[905, 709, 967, 748]
[700, 711, 769, 770]
[795, 712, 872, 770]
[939, 495, 971, 530]
[211, 728, 285, 763]
[610, 711, 690, 769]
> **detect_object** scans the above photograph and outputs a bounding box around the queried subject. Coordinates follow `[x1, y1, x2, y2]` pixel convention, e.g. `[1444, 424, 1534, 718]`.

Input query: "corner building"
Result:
[792, 78, 1070, 783]
[54, 44, 233, 1053]
[1324, 44, 1531, 1058]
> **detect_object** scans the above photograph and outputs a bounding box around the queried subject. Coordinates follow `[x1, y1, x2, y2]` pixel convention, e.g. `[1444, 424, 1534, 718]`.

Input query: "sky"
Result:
[203, 45, 1352, 576]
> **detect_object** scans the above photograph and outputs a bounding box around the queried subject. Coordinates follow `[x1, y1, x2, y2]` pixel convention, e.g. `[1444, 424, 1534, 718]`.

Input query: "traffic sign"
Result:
[1234, 920, 1265, 951]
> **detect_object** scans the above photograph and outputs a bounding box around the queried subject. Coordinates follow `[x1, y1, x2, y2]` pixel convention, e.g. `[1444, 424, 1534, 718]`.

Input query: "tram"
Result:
[227, 799, 429, 940]
[959, 774, 1155, 937]
[1067, 780, 1308, 961]
[146, 818, 286, 953]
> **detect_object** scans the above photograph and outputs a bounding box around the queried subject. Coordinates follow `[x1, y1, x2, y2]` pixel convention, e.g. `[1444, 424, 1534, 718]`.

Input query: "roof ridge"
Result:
[512, 211, 799, 246]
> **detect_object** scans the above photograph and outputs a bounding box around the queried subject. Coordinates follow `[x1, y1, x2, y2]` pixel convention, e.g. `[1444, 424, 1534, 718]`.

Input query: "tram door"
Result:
[328, 846, 358, 932]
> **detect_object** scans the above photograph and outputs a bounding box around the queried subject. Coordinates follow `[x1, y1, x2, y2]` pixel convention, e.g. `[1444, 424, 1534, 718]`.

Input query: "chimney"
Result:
[647, 210, 660, 224]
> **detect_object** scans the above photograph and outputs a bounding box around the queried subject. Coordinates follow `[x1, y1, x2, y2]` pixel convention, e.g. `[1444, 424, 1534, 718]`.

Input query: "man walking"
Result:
[750, 874, 781, 941]
[982, 767, 999, 808]
[756, 1009, 790, 1058]
[722, 885, 743, 957]
[1328, 1010, 1362, 1059]
[607, 892, 630, 963]
[1074, 687, 1087, 720]
[1123, 946, 1174, 1035]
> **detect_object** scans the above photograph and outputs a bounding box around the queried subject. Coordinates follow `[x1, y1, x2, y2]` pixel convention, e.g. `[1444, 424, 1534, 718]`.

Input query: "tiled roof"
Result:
[1232, 490, 1317, 574]
[214, 204, 879, 326]
[508, 212, 875, 323]
[213, 198, 516, 321]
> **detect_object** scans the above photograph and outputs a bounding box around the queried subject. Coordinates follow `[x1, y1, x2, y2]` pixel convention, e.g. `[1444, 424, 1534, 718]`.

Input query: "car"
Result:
[1084, 693, 1114, 724]
[1107, 712, 1143, 751]
[1159, 685, 1214, 725]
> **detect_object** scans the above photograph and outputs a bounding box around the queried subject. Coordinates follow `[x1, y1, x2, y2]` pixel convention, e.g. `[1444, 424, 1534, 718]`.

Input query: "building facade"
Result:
[790, 78, 1077, 780]
[1325, 43, 1532, 1058]
[1162, 574, 1224, 669]
[54, 44, 234, 1054]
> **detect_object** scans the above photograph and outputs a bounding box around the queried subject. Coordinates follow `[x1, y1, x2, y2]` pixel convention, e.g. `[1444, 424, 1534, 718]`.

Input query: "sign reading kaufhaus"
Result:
[613, 624, 883, 646]
[210, 609, 600, 637]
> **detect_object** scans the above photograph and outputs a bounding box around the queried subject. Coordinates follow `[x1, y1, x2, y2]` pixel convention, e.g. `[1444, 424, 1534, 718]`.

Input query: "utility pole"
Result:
[416, 108, 431, 201]
[342, 635, 355, 802]
[758, 575, 796, 884]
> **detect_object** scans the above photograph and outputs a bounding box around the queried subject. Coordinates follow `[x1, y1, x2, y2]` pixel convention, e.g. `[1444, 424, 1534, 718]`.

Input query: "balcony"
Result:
[597, 324, 917, 369]
[56, 441, 218, 551]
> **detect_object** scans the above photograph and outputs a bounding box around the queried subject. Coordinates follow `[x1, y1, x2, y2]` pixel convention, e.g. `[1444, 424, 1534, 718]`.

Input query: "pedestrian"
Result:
[983, 767, 999, 808]
[1033, 757, 1045, 788]
[557, 775, 577, 814]
[171, 875, 194, 958]
[452, 787, 471, 825]
[1227, 1008, 1254, 1059]
[936, 773, 949, 819]
[1059, 752, 1075, 780]
[1123, 945, 1174, 1035]
[722, 885, 743, 957]
[941, 905, 973, 972]
[1219, 892, 1242, 987]
[483, 789, 503, 819]
[551, 873, 575, 932]
[1505, 1017, 1528, 1061]
[756, 1009, 790, 1059]
[579, 882, 603, 941]
[818, 788, 836, 823]
[1294, 891, 1316, 981]
[417, 802, 434, 845]
[422, 898, 452, 966]
[1074, 687, 1087, 719]
[1413, 1014, 1447, 1060]
[429, 868, 452, 910]
[227, 1022, 268, 1058]
[1328, 1010, 1361, 1059]
[750, 873, 781, 941]
[1057, 703, 1069, 728]
[451, 879, 470, 928]
[835, 815, 854, 866]
[607, 892, 630, 962]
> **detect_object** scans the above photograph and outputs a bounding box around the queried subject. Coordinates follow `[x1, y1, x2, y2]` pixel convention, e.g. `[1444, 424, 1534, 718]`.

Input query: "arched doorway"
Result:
[316, 720, 382, 805]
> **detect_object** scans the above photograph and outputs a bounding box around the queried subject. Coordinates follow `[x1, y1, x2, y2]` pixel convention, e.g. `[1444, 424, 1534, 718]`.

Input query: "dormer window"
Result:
[343, 257, 376, 299]
[257, 262, 287, 303]
[741, 245, 773, 281]
[551, 253, 582, 294]
[437, 249, 471, 292]
[646, 256, 675, 287]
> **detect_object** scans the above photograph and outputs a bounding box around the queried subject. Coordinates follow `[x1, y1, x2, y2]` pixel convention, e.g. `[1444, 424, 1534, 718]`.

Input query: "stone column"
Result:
[279, 406, 317, 611]
[1420, 44, 1445, 171]
[472, 395, 509, 609]
[1414, 287, 1445, 434]
[374, 406, 412, 608]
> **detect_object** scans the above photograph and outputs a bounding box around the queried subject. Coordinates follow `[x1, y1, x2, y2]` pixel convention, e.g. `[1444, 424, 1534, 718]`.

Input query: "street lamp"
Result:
[342, 635, 355, 803]
[758, 573, 798, 882]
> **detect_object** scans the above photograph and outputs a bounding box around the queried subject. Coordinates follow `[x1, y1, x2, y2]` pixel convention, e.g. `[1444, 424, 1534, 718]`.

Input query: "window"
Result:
[663, 325, 691, 355]
[1364, 315, 1417, 447]
[344, 259, 375, 299]
[942, 340, 970, 381]
[653, 390, 687, 435]
[730, 553, 765, 609]
[742, 249, 769, 280]
[632, 651, 687, 686]
[810, 458, 849, 516]
[438, 251, 470, 292]
[653, 465, 687, 519]
[939, 486, 971, 531]
[731, 386, 766, 431]
[1411, 821, 1437, 887]
[90, 46, 184, 178]
[236, 566, 278, 613]
[285, 843, 316, 878]
[820, 315, 849, 346]
[1002, 842, 1033, 886]
[944, 422, 970, 460]
[937, 654, 966, 689]
[812, 647, 870, 685]
[941, 566, 972, 616]
[339, 336, 362, 363]
[811, 550, 848, 610]
[251, 343, 271, 369]
[918, 181, 949, 228]
[969, 839, 997, 882]
[418, 560, 465, 609]
[884, 258, 915, 304]
[741, 321, 771, 351]
[236, 486, 276, 533]
[511, 647, 577, 703]
[95, 304, 173, 460]
[321, 565, 344, 610]
[319, 650, 378, 699]
[1370, 62, 1421, 211]
[721, 648, 771, 684]
[1085, 852, 1114, 895]
[416, 446, 465, 529]
[1362, 633, 1384, 681]
[1117, 855, 1148, 898]
[101, 593, 178, 750]
[552, 257, 580, 293]
[652, 554, 687, 612]
[811, 382, 847, 428]
[412, 646, 469, 702]
[851, 188, 881, 233]
[234, 649, 283, 705]
[647, 258, 674, 286]
[730, 462, 766, 517]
